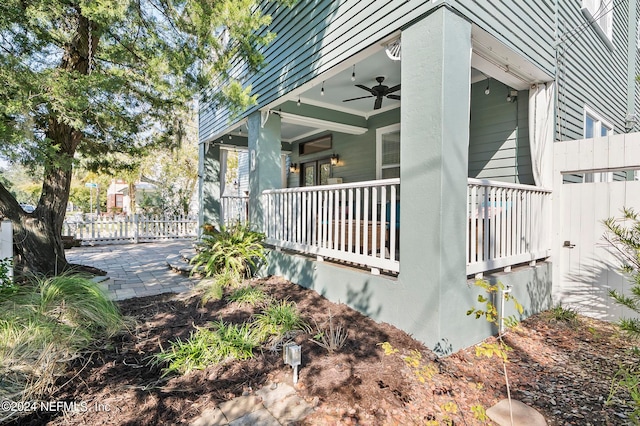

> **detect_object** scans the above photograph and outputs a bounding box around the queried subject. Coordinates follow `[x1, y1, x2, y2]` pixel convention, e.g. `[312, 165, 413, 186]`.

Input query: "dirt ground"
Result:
[12, 275, 638, 425]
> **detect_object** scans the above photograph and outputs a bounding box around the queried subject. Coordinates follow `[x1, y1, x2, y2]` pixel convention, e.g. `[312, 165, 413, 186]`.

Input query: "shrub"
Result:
[227, 285, 270, 307]
[154, 320, 260, 375]
[253, 300, 307, 344]
[309, 311, 348, 354]
[0, 273, 124, 413]
[0, 257, 12, 288]
[603, 208, 640, 420]
[546, 304, 579, 324]
[191, 223, 266, 285]
[603, 208, 640, 337]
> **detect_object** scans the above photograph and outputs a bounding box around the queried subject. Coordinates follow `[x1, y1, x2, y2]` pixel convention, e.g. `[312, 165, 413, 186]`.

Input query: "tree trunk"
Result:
[0, 10, 97, 276]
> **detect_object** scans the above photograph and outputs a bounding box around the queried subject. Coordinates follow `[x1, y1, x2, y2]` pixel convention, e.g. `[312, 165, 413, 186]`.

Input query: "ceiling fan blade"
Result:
[387, 94, 400, 100]
[355, 84, 375, 95]
[374, 96, 383, 110]
[342, 95, 374, 102]
[386, 84, 401, 94]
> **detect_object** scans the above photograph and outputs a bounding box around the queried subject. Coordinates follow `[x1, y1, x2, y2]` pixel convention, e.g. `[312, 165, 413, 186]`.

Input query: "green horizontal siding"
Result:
[286, 109, 400, 188]
[468, 80, 533, 185]
[200, 0, 557, 142]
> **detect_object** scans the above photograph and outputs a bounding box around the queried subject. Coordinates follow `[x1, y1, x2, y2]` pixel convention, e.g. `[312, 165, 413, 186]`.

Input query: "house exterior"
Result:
[106, 179, 158, 215]
[198, 0, 640, 354]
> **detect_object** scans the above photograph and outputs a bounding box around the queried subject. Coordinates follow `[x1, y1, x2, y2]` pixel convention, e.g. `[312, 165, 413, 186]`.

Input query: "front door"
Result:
[302, 159, 331, 186]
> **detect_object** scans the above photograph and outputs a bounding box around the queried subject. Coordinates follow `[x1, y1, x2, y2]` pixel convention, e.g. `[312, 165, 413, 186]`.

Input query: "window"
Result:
[299, 135, 332, 155]
[581, 0, 614, 49]
[376, 124, 400, 179]
[584, 106, 613, 182]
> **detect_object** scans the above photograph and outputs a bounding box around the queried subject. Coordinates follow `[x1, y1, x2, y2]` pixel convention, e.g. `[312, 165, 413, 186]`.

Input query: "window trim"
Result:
[583, 105, 614, 138]
[581, 0, 615, 51]
[376, 123, 401, 180]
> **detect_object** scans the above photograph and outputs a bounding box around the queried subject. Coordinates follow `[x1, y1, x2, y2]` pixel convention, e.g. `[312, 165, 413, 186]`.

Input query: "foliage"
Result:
[546, 303, 579, 324]
[227, 285, 270, 307]
[0, 0, 289, 275]
[402, 349, 438, 384]
[603, 207, 640, 337]
[252, 300, 307, 343]
[0, 257, 12, 288]
[154, 320, 260, 376]
[0, 273, 123, 407]
[190, 223, 266, 283]
[197, 276, 225, 304]
[467, 279, 523, 425]
[607, 364, 640, 424]
[139, 140, 199, 216]
[309, 311, 348, 354]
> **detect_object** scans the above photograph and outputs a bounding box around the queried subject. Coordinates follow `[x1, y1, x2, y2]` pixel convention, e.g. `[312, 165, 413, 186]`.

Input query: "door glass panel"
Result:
[319, 162, 331, 185]
[304, 165, 315, 186]
[382, 131, 400, 165]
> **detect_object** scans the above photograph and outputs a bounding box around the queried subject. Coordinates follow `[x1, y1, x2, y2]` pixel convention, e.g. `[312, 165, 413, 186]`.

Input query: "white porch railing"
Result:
[466, 178, 551, 276]
[62, 215, 198, 245]
[263, 178, 400, 274]
[221, 195, 249, 226]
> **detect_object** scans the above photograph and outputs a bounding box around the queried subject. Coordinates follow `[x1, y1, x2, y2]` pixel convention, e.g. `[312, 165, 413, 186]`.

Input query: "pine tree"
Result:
[0, 0, 284, 275]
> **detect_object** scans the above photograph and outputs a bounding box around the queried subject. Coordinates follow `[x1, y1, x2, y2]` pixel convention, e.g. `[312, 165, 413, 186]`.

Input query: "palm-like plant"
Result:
[190, 223, 266, 284]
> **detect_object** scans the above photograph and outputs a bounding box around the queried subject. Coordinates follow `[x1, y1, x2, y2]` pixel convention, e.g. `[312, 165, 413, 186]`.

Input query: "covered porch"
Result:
[201, 6, 554, 352]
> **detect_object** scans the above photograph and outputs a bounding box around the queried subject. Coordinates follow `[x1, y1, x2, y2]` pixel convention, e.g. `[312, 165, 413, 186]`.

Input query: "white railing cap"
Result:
[467, 178, 552, 193]
[263, 178, 400, 194]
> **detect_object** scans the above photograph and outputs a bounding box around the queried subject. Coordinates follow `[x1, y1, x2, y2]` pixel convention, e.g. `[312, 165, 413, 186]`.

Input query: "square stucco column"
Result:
[400, 6, 472, 352]
[248, 112, 282, 231]
[199, 141, 222, 233]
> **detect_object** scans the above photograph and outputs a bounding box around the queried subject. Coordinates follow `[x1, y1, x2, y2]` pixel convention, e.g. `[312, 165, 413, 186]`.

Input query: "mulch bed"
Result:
[11, 276, 638, 425]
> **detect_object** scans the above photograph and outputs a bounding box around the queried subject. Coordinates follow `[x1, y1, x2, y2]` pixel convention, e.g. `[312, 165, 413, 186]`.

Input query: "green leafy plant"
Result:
[546, 303, 579, 324]
[154, 320, 260, 376]
[190, 223, 266, 285]
[0, 273, 124, 412]
[603, 207, 640, 337]
[227, 285, 270, 307]
[0, 257, 12, 288]
[252, 300, 307, 344]
[309, 311, 348, 354]
[467, 279, 523, 425]
[607, 364, 640, 424]
[602, 207, 640, 420]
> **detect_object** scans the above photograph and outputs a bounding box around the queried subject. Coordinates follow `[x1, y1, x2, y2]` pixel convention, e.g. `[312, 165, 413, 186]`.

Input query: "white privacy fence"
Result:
[221, 195, 249, 226]
[263, 178, 400, 274]
[466, 178, 552, 276]
[62, 215, 198, 245]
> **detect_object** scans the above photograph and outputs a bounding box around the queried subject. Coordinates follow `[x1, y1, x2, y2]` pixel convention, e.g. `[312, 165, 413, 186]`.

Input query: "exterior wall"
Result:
[286, 108, 400, 188]
[199, 0, 557, 142]
[468, 80, 534, 184]
[555, 1, 639, 140]
[263, 249, 552, 355]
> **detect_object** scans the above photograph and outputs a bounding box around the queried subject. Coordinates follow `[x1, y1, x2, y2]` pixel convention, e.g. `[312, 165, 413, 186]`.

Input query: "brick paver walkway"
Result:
[66, 240, 197, 300]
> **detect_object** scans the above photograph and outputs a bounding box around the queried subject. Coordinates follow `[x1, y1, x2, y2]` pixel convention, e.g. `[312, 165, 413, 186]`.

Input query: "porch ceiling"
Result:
[225, 27, 552, 143]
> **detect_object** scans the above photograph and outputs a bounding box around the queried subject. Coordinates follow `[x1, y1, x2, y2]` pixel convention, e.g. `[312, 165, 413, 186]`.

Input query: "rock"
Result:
[487, 399, 547, 426]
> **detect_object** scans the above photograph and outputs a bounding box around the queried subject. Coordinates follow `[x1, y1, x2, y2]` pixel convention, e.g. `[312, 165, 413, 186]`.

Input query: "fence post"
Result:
[1, 220, 13, 283]
[133, 214, 139, 244]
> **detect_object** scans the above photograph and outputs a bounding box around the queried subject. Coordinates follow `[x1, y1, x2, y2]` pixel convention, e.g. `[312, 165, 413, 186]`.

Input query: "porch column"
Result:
[247, 111, 282, 231]
[400, 6, 472, 351]
[199, 141, 222, 233]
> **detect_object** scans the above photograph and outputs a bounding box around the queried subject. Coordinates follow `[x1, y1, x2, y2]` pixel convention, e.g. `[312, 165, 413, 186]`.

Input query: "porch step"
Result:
[166, 253, 201, 275]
